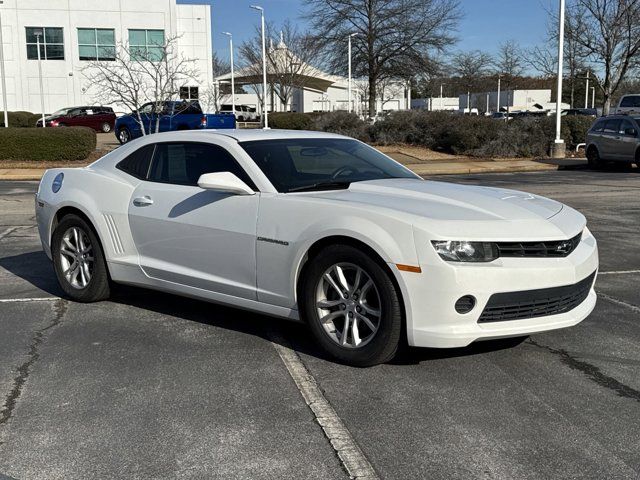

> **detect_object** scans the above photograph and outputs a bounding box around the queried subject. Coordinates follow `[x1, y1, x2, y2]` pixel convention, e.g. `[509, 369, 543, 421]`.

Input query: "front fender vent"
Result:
[103, 214, 124, 255]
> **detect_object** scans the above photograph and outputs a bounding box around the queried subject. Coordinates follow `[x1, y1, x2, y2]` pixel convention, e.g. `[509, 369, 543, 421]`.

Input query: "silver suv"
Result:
[585, 115, 640, 169]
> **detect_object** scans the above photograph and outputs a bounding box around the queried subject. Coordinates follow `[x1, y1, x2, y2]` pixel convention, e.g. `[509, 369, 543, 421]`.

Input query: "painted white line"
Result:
[270, 333, 379, 480]
[598, 270, 640, 276]
[598, 293, 640, 314]
[0, 297, 58, 303]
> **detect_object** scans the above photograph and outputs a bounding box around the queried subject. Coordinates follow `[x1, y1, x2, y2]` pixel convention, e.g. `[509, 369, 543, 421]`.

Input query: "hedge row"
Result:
[268, 111, 594, 158]
[0, 111, 42, 128]
[0, 127, 97, 161]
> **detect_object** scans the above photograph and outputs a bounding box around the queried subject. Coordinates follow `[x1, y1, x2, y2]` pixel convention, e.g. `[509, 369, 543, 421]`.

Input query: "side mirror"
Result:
[197, 172, 255, 195]
[625, 127, 637, 136]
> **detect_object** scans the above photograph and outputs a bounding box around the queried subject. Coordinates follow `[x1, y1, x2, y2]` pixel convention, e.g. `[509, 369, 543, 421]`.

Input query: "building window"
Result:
[78, 28, 116, 61]
[26, 27, 64, 60]
[179, 86, 199, 100]
[129, 29, 165, 61]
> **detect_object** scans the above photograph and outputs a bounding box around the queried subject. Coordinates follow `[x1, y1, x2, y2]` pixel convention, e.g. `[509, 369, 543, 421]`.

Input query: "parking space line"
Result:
[0, 226, 21, 241]
[0, 297, 58, 303]
[598, 270, 640, 275]
[269, 332, 379, 480]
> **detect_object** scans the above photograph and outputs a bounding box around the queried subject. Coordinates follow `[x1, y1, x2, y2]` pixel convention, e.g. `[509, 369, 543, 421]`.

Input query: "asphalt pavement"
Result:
[1, 169, 639, 479]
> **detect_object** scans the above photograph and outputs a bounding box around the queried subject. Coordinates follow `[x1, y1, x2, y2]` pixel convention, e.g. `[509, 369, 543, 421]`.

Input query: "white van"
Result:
[615, 94, 640, 114]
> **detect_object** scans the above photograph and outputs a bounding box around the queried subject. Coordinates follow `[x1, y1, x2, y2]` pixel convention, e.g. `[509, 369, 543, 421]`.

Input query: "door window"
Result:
[590, 119, 605, 132]
[603, 119, 622, 134]
[116, 144, 155, 179]
[620, 96, 640, 108]
[148, 142, 257, 189]
[620, 119, 635, 136]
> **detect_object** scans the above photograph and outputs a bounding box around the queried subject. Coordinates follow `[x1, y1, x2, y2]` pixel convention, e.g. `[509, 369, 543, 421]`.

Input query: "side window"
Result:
[591, 120, 605, 132]
[116, 144, 155, 179]
[603, 119, 621, 134]
[620, 96, 640, 108]
[148, 142, 257, 190]
[620, 119, 634, 135]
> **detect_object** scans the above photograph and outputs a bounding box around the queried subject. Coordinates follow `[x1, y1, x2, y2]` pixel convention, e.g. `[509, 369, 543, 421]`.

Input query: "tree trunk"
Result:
[368, 75, 376, 118]
[603, 94, 611, 116]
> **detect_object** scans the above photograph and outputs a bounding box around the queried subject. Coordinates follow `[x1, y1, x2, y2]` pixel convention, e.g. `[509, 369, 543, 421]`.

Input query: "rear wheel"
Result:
[586, 146, 603, 169]
[52, 214, 110, 302]
[101, 122, 112, 133]
[118, 127, 131, 144]
[301, 244, 402, 367]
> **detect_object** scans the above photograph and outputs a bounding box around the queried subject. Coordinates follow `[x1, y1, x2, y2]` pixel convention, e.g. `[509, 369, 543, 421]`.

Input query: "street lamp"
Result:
[250, 5, 269, 129]
[496, 75, 501, 113]
[348, 33, 357, 113]
[591, 86, 595, 109]
[440, 83, 444, 110]
[35, 30, 46, 128]
[0, 0, 9, 127]
[222, 32, 235, 127]
[584, 71, 589, 109]
[552, 0, 566, 158]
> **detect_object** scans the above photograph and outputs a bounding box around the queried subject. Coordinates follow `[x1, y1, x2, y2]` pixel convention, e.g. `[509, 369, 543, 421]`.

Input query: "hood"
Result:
[308, 178, 563, 222]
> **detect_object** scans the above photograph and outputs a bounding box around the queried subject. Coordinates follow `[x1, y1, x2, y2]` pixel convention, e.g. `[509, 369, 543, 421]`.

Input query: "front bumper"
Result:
[395, 230, 598, 348]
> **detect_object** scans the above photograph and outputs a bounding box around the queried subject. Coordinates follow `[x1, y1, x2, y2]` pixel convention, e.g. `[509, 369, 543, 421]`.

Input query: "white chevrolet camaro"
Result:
[35, 130, 598, 366]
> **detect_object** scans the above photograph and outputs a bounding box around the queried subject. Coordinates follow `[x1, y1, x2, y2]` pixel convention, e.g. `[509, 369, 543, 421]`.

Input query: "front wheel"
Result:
[587, 146, 603, 169]
[52, 214, 110, 302]
[301, 244, 403, 367]
[117, 127, 131, 144]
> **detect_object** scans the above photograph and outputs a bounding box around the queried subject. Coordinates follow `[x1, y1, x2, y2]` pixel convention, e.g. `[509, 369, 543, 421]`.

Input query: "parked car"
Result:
[36, 129, 598, 366]
[219, 104, 255, 122]
[562, 108, 597, 117]
[614, 94, 640, 115]
[36, 106, 116, 132]
[247, 106, 260, 122]
[585, 115, 640, 168]
[115, 101, 235, 144]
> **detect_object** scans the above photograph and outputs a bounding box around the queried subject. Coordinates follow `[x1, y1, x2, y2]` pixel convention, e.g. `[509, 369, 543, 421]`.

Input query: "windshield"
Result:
[239, 138, 419, 193]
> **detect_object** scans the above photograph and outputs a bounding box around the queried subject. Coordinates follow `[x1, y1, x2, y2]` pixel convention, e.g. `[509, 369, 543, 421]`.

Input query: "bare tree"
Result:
[450, 50, 494, 94]
[565, 0, 640, 114]
[82, 36, 198, 134]
[238, 20, 322, 112]
[307, 0, 460, 117]
[495, 40, 525, 84]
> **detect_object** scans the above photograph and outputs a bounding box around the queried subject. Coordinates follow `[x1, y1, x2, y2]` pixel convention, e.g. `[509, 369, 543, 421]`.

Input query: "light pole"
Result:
[591, 86, 595, 109]
[0, 0, 8, 127]
[35, 30, 46, 127]
[584, 70, 589, 109]
[348, 33, 357, 113]
[222, 32, 235, 127]
[250, 5, 268, 129]
[552, 0, 566, 158]
[496, 75, 501, 113]
[439, 83, 444, 110]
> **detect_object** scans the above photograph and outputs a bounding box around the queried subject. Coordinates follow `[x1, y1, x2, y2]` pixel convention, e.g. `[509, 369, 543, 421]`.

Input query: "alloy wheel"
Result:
[315, 262, 382, 349]
[59, 226, 94, 289]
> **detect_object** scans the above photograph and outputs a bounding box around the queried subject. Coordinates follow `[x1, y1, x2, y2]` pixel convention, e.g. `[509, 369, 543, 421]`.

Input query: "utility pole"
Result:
[0, 0, 8, 127]
[552, 0, 566, 158]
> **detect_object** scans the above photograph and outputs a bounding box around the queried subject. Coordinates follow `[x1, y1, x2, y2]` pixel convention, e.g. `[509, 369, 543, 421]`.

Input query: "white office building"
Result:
[459, 89, 570, 114]
[0, 0, 213, 114]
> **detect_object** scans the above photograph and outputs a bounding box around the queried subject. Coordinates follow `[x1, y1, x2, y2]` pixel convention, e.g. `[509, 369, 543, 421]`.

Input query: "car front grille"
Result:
[496, 232, 582, 258]
[478, 271, 596, 323]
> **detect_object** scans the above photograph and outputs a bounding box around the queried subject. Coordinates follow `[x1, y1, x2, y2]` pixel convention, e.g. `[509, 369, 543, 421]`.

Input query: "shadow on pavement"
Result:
[0, 250, 64, 297]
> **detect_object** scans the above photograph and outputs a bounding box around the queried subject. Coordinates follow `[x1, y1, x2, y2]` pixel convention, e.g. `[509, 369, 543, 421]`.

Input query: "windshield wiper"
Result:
[288, 180, 352, 193]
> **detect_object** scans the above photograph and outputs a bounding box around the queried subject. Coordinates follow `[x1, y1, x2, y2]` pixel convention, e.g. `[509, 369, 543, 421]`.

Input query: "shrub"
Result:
[0, 111, 42, 128]
[0, 127, 97, 161]
[268, 112, 314, 130]
[312, 111, 369, 140]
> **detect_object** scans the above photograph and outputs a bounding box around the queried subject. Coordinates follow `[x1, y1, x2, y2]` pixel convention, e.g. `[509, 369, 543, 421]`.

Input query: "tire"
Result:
[586, 146, 603, 169]
[51, 214, 110, 302]
[101, 122, 112, 133]
[300, 244, 402, 367]
[118, 127, 131, 144]
[636, 149, 640, 170]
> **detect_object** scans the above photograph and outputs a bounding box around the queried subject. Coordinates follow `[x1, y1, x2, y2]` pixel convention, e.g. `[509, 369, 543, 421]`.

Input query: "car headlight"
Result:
[431, 241, 498, 262]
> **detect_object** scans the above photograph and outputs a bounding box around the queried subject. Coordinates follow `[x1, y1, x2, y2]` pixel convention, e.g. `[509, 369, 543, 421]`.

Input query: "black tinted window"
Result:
[603, 119, 621, 133]
[117, 144, 155, 179]
[591, 120, 605, 132]
[620, 96, 640, 107]
[148, 142, 256, 189]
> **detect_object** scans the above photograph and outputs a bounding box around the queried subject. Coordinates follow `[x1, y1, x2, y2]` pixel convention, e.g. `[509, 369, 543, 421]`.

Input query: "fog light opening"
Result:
[455, 295, 476, 314]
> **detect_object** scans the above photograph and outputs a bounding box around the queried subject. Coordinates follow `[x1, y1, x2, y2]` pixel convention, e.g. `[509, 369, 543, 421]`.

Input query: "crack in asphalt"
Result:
[528, 339, 640, 403]
[0, 299, 68, 428]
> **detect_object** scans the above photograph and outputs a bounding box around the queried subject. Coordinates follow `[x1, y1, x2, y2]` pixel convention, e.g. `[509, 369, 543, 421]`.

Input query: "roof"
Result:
[167, 128, 350, 142]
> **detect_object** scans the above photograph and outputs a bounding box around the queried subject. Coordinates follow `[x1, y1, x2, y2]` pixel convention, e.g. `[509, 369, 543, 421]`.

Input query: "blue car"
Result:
[115, 101, 235, 144]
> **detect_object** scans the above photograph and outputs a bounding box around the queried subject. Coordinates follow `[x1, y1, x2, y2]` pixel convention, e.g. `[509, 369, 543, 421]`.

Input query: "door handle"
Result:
[133, 196, 153, 207]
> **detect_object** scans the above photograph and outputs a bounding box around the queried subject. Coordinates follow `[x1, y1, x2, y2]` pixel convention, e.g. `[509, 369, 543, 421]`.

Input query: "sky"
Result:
[177, 0, 553, 60]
